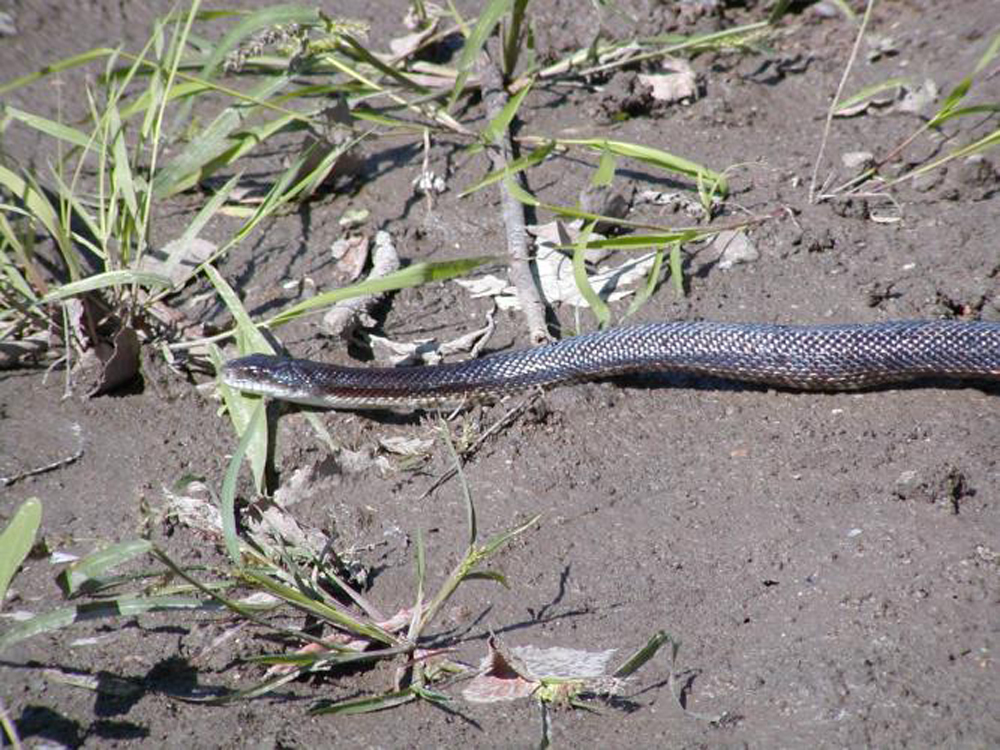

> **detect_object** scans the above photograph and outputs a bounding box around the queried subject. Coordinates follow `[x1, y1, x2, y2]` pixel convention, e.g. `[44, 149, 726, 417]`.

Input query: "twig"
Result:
[476, 39, 551, 345]
[808, 0, 875, 204]
[0, 422, 84, 487]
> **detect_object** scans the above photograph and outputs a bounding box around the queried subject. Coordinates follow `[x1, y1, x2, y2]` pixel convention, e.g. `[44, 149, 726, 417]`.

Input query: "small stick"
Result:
[476, 39, 551, 346]
[808, 0, 875, 204]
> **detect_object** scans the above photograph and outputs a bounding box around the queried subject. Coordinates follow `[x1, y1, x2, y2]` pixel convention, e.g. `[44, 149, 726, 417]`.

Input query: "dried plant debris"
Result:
[462, 634, 626, 705]
[322, 230, 401, 339]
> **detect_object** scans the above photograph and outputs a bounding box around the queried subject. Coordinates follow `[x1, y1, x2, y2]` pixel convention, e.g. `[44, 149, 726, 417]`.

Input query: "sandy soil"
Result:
[2, 0, 998, 747]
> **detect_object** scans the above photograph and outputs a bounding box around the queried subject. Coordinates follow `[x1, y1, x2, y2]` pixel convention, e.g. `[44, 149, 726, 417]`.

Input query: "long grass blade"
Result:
[0, 498, 42, 607]
[39, 270, 171, 302]
[56, 540, 154, 597]
[263, 256, 495, 328]
[220, 398, 265, 565]
[448, 0, 514, 110]
[0, 595, 217, 653]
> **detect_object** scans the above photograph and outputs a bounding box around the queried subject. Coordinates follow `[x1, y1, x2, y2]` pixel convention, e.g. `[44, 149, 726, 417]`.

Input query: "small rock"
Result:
[952, 155, 996, 198]
[715, 230, 759, 269]
[897, 79, 939, 115]
[912, 170, 944, 193]
[0, 11, 16, 36]
[842, 151, 874, 170]
[830, 197, 870, 220]
[892, 465, 970, 514]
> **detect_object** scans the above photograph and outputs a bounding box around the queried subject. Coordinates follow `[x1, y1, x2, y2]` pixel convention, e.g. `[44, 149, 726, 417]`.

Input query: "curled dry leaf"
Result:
[638, 57, 699, 104]
[462, 634, 621, 704]
[369, 312, 495, 367]
[330, 234, 371, 284]
[247, 502, 330, 560]
[896, 79, 939, 116]
[162, 481, 223, 538]
[388, 17, 438, 59]
[323, 230, 401, 338]
[378, 435, 435, 456]
[713, 230, 759, 270]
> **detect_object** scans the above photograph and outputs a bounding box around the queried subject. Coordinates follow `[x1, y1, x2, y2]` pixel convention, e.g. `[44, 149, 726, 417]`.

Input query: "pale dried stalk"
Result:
[476, 39, 551, 345]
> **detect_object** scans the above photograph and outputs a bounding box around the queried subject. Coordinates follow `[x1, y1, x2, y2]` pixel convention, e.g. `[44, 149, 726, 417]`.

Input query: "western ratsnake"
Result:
[220, 320, 1000, 410]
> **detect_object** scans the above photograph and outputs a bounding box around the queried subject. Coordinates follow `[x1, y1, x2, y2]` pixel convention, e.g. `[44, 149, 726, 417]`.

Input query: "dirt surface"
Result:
[2, 1, 999, 747]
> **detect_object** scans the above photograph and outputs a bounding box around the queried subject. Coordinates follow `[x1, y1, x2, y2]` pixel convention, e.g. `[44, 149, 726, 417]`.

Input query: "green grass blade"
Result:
[0, 47, 116, 97]
[0, 165, 74, 273]
[558, 138, 727, 194]
[458, 141, 554, 197]
[834, 78, 909, 114]
[448, 0, 514, 110]
[177, 172, 241, 249]
[668, 242, 684, 295]
[479, 514, 541, 558]
[311, 688, 417, 715]
[119, 79, 211, 121]
[107, 104, 139, 222]
[151, 73, 296, 198]
[0, 498, 42, 607]
[241, 569, 396, 645]
[593, 148, 617, 187]
[480, 79, 533, 145]
[2, 107, 94, 150]
[40, 270, 171, 302]
[574, 231, 704, 250]
[612, 630, 675, 678]
[263, 256, 496, 328]
[896, 127, 1000, 183]
[220, 398, 266, 565]
[625, 245, 665, 317]
[340, 34, 431, 94]
[207, 263, 273, 494]
[930, 103, 1000, 126]
[204, 264, 271, 353]
[56, 539, 154, 597]
[0, 595, 217, 652]
[572, 222, 610, 327]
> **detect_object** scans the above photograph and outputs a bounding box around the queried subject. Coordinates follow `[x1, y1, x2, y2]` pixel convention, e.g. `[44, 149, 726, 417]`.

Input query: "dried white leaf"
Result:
[896, 79, 939, 115]
[248, 504, 329, 558]
[162, 492, 223, 537]
[535, 245, 658, 308]
[638, 57, 698, 103]
[379, 435, 434, 456]
[455, 274, 516, 298]
[323, 231, 400, 338]
[714, 230, 759, 270]
[369, 335, 442, 366]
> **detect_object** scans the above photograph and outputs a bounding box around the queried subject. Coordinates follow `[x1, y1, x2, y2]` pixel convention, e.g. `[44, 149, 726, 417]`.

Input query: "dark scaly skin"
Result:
[221, 320, 1000, 410]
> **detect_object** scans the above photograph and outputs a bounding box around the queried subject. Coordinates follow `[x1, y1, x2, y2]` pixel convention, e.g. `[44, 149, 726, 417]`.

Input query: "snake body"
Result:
[221, 320, 1000, 409]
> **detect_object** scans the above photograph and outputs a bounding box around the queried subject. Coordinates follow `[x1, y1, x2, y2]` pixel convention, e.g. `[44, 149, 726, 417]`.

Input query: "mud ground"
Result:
[1, 0, 998, 747]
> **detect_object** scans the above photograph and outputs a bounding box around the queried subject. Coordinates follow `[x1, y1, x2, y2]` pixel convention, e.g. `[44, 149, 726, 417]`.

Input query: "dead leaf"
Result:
[86, 325, 140, 397]
[713, 230, 759, 270]
[388, 17, 438, 60]
[331, 234, 371, 284]
[638, 57, 698, 104]
[462, 634, 620, 704]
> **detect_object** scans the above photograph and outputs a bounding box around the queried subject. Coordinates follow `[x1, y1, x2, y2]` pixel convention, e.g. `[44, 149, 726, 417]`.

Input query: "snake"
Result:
[220, 320, 1000, 410]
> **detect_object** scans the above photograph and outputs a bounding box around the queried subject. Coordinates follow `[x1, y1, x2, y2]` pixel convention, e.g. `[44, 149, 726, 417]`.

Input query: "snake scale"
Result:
[221, 320, 1000, 410]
